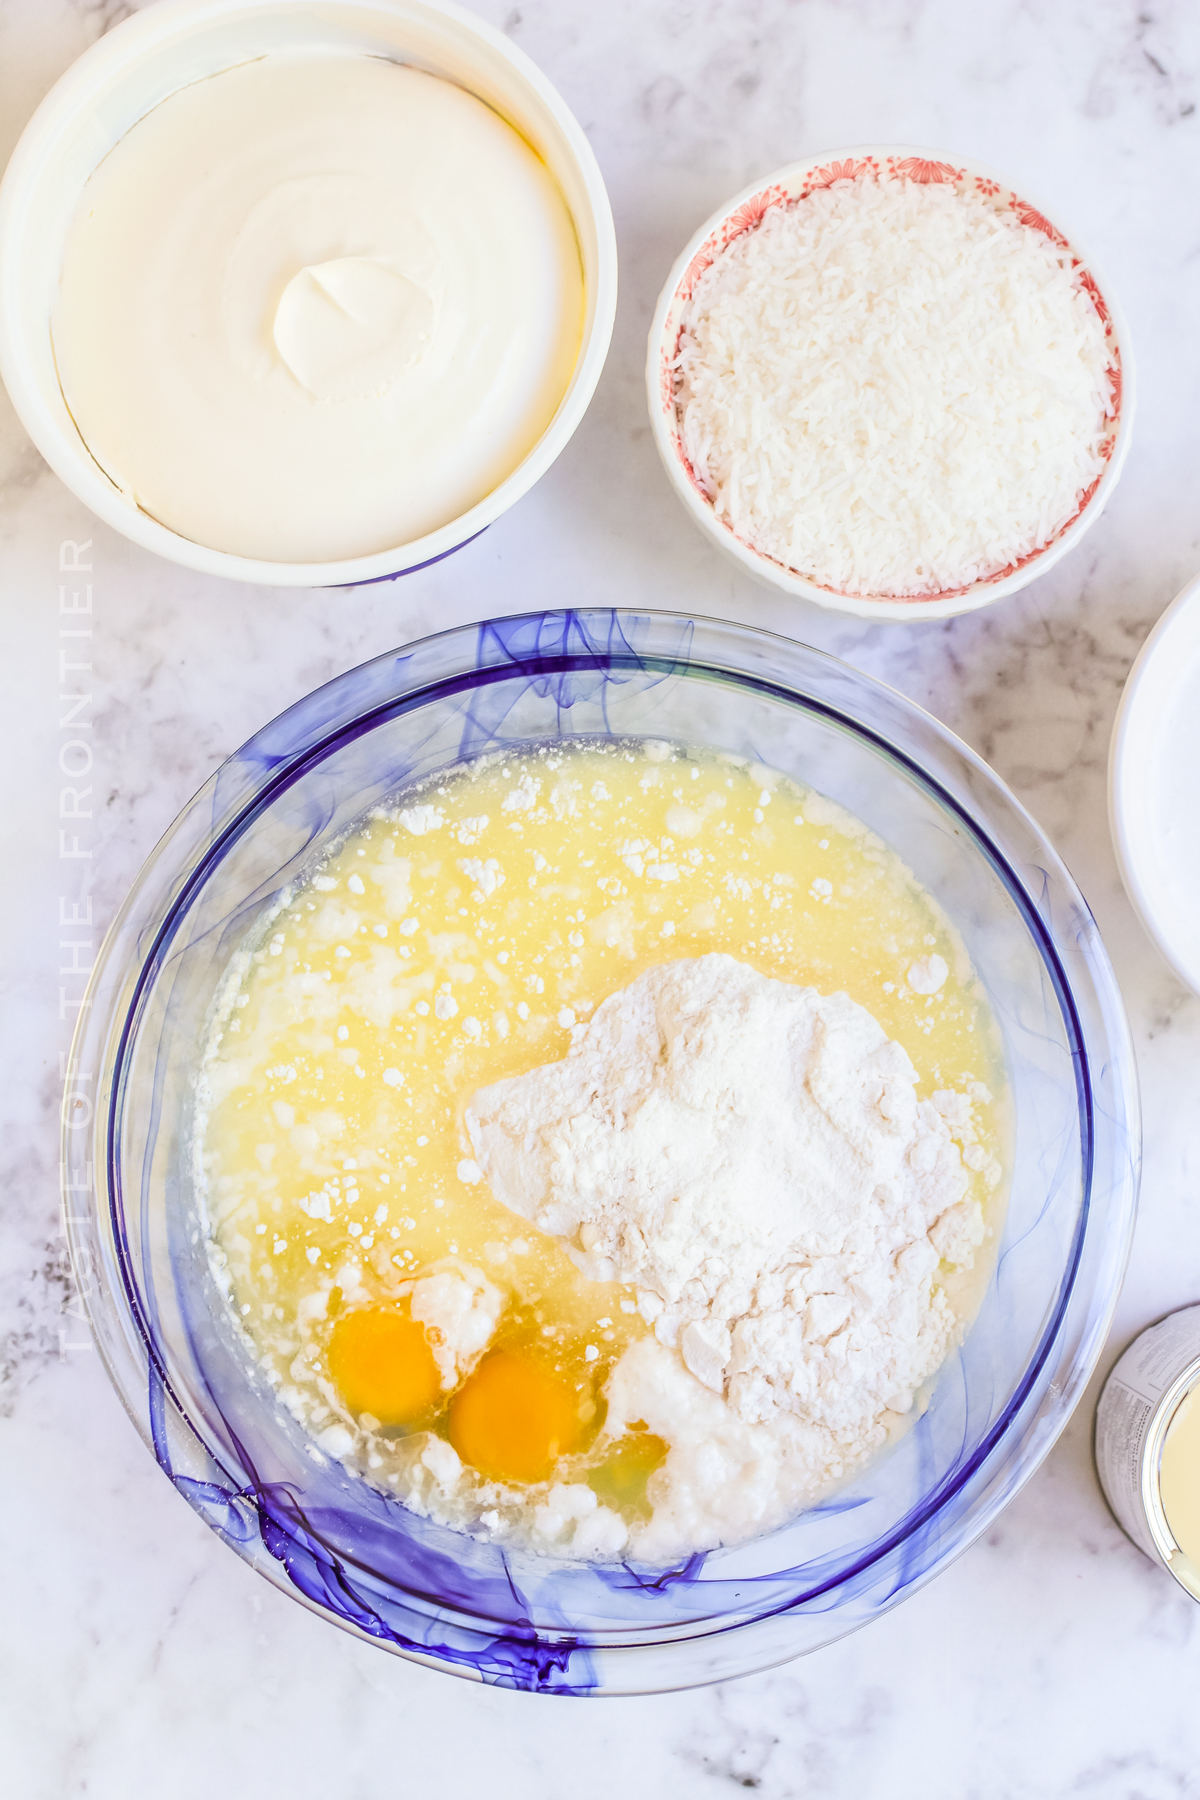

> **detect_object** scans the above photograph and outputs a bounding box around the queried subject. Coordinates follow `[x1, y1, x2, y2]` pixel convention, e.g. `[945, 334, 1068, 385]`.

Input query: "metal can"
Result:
[1095, 1303, 1200, 1602]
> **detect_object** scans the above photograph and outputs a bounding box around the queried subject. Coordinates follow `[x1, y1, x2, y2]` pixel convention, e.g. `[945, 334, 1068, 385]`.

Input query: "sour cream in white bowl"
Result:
[0, 0, 617, 586]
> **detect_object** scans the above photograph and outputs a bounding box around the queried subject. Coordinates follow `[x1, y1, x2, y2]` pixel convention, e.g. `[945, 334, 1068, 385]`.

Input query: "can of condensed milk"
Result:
[1095, 1304, 1200, 1602]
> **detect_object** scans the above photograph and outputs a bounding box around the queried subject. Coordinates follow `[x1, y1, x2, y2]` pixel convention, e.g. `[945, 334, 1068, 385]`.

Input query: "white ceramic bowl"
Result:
[1109, 574, 1200, 994]
[0, 0, 617, 587]
[646, 145, 1134, 623]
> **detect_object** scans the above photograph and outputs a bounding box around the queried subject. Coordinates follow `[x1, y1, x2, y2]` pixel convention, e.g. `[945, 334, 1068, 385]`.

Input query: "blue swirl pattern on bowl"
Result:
[67, 610, 1139, 1693]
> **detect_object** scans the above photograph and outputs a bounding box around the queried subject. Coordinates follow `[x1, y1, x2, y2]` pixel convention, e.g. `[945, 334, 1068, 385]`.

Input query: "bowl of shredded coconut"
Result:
[67, 609, 1139, 1692]
[647, 147, 1133, 619]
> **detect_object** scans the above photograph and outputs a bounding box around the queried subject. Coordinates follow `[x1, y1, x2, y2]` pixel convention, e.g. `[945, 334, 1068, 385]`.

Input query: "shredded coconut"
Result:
[677, 177, 1112, 598]
[467, 954, 989, 1557]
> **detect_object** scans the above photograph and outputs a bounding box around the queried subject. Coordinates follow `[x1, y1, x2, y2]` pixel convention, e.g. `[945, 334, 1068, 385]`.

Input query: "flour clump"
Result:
[466, 953, 992, 1558]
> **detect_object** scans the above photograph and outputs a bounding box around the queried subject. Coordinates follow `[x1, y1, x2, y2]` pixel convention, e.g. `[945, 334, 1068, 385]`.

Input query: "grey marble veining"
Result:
[2, 0, 1200, 1793]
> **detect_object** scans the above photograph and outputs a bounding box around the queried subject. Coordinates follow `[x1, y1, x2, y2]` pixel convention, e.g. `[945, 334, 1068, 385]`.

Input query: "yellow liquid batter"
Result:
[1162, 1384, 1200, 1594]
[201, 740, 1006, 1546]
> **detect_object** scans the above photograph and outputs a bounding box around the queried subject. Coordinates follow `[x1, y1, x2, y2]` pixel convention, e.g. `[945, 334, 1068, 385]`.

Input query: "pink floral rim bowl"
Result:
[645, 146, 1135, 623]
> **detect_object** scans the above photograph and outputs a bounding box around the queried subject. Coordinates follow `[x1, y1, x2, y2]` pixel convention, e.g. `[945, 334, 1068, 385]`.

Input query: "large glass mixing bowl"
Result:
[65, 610, 1140, 1694]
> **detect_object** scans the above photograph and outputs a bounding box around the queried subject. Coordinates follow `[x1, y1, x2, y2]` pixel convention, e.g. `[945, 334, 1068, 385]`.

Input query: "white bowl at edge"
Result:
[0, 0, 617, 589]
[645, 145, 1135, 624]
[1109, 573, 1200, 995]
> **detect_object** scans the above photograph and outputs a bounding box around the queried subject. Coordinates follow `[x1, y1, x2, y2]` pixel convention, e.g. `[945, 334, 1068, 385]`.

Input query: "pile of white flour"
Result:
[466, 954, 991, 1559]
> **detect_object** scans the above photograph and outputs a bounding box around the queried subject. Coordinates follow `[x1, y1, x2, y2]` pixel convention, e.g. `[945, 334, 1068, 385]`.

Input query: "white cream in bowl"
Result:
[51, 53, 584, 563]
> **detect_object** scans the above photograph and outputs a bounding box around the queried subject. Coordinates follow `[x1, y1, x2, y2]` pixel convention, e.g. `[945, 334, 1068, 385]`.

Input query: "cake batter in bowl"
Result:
[65, 610, 1139, 1692]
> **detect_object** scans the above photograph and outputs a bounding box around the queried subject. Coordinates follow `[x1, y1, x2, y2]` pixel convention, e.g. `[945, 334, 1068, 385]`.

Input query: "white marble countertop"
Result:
[3, 0, 1200, 1791]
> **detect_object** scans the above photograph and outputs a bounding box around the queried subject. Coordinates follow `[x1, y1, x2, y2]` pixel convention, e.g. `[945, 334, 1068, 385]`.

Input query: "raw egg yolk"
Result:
[448, 1350, 581, 1482]
[327, 1306, 441, 1425]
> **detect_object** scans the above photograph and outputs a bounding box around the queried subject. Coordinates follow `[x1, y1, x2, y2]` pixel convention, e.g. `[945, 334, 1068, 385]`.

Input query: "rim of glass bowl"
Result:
[64, 608, 1140, 1693]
